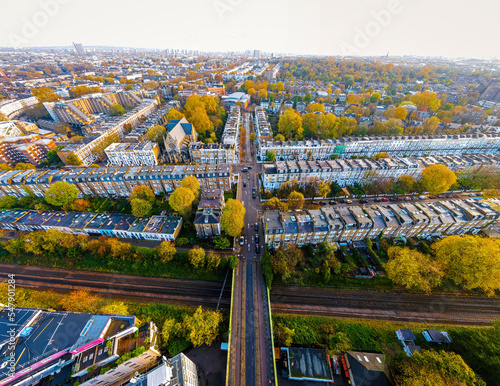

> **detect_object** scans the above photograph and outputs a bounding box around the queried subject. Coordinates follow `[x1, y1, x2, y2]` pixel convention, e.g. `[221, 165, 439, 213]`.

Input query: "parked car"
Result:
[329, 200, 336, 205]
[255, 234, 259, 243]
[320, 200, 327, 205]
[452, 194, 460, 198]
[404, 196, 411, 201]
[382, 197, 389, 202]
[254, 222, 258, 231]
[397, 196, 404, 201]
[346, 199, 353, 204]
[389, 197, 396, 201]
[374, 198, 381, 202]
[243, 182, 247, 187]
[241, 167, 248, 172]
[419, 195, 427, 199]
[252, 188, 256, 199]
[312, 201, 319, 205]
[469, 193, 476, 197]
[255, 244, 260, 254]
[247, 165, 252, 169]
[239, 236, 244, 246]
[360, 199, 369, 203]
[339, 199, 346, 203]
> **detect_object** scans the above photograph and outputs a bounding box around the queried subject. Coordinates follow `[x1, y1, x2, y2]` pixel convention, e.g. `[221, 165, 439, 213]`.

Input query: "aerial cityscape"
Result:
[0, 1, 500, 385]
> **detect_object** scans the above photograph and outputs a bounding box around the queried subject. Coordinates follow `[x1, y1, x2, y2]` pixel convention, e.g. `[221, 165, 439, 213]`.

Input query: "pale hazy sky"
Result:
[0, 0, 498, 58]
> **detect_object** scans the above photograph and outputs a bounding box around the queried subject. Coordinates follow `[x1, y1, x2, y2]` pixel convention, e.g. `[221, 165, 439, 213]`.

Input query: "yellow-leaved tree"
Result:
[432, 235, 500, 296]
[385, 247, 443, 292]
[221, 199, 246, 237]
[420, 164, 457, 195]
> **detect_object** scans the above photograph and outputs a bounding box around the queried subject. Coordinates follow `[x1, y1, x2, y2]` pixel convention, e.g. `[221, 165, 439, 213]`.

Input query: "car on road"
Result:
[239, 236, 244, 246]
[243, 182, 247, 187]
[241, 167, 248, 172]
[360, 199, 368, 203]
[382, 197, 389, 202]
[320, 200, 327, 205]
[252, 188, 256, 199]
[329, 200, 336, 205]
[255, 234, 259, 243]
[247, 165, 252, 169]
[255, 244, 260, 254]
[346, 199, 352, 204]
[254, 222, 258, 231]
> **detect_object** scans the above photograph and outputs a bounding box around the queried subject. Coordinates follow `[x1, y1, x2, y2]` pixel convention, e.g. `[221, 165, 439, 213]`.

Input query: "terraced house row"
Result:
[263, 199, 499, 248]
[0, 209, 182, 241]
[0, 164, 232, 198]
[262, 154, 500, 190]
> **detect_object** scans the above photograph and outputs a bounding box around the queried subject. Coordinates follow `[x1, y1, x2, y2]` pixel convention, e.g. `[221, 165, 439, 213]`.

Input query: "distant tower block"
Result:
[73, 42, 86, 56]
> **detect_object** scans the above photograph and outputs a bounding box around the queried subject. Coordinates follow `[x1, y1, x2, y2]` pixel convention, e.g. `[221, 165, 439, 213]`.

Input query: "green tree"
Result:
[110, 104, 125, 116]
[188, 246, 206, 268]
[146, 124, 166, 143]
[274, 323, 295, 346]
[130, 185, 155, 204]
[162, 317, 180, 344]
[385, 247, 443, 292]
[370, 93, 381, 103]
[432, 235, 500, 295]
[131, 198, 152, 217]
[158, 241, 176, 263]
[227, 255, 238, 269]
[182, 306, 222, 347]
[0, 195, 18, 209]
[214, 235, 230, 249]
[221, 199, 246, 237]
[45, 181, 79, 208]
[206, 253, 221, 270]
[287, 191, 305, 210]
[65, 153, 81, 166]
[169, 187, 195, 216]
[266, 150, 276, 162]
[396, 175, 416, 193]
[420, 164, 457, 195]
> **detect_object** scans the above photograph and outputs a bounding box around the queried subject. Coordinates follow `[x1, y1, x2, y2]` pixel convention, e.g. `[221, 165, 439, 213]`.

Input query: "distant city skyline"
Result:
[0, 0, 498, 59]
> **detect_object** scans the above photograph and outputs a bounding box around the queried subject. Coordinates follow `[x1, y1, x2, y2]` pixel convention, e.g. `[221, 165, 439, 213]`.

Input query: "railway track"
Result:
[1, 263, 231, 308]
[271, 286, 500, 325]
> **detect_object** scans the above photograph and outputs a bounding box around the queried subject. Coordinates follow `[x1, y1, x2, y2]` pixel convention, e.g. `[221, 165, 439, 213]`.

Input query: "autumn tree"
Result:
[45, 181, 79, 208]
[188, 246, 206, 268]
[130, 186, 155, 204]
[271, 245, 303, 281]
[385, 247, 443, 292]
[162, 318, 180, 344]
[393, 350, 484, 386]
[278, 109, 303, 140]
[131, 198, 152, 217]
[60, 290, 102, 313]
[307, 103, 325, 113]
[71, 198, 89, 212]
[420, 164, 457, 195]
[181, 176, 200, 199]
[158, 241, 176, 263]
[182, 306, 223, 347]
[169, 187, 195, 216]
[65, 153, 81, 166]
[146, 125, 166, 143]
[421, 116, 440, 134]
[432, 235, 500, 295]
[221, 199, 246, 237]
[287, 191, 305, 210]
[274, 323, 295, 347]
[167, 108, 184, 122]
[110, 104, 125, 116]
[100, 301, 129, 315]
[206, 253, 221, 270]
[249, 133, 256, 141]
[14, 163, 35, 170]
[372, 152, 389, 159]
[396, 175, 416, 194]
[318, 181, 331, 198]
[264, 197, 288, 212]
